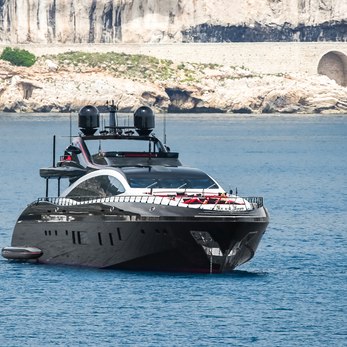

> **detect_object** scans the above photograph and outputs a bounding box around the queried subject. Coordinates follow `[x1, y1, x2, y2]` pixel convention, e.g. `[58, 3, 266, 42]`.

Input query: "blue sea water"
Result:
[0, 113, 346, 346]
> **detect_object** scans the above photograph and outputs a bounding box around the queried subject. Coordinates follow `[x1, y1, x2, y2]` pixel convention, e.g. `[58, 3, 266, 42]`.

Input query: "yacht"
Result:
[2, 105, 269, 273]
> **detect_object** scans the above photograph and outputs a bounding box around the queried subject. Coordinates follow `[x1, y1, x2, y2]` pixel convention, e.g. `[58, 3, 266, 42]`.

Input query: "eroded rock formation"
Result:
[0, 57, 346, 114]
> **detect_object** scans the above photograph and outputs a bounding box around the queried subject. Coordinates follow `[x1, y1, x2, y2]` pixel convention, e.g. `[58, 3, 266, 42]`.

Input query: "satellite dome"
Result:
[78, 105, 100, 135]
[134, 106, 155, 136]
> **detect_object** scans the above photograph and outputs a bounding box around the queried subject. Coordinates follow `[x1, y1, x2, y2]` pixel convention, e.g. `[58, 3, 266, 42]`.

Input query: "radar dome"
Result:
[134, 106, 155, 136]
[78, 105, 100, 135]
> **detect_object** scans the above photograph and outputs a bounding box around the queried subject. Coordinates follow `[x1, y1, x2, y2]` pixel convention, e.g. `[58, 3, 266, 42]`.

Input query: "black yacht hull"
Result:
[10, 200, 269, 273]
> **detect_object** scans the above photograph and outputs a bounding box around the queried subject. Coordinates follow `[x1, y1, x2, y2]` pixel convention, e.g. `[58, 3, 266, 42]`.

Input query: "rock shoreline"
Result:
[0, 55, 346, 114]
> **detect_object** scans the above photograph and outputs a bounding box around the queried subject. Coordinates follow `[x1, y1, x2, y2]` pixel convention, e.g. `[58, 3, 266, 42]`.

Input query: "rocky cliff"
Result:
[0, 0, 346, 44]
[1, 52, 346, 114]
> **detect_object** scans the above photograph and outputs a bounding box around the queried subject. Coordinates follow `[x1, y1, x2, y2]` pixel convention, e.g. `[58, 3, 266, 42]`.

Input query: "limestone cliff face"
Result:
[0, 0, 346, 43]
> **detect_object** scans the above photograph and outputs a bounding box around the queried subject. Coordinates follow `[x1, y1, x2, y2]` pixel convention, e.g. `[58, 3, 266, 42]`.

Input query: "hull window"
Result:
[77, 231, 82, 244]
[78, 231, 88, 245]
[117, 228, 122, 241]
[72, 230, 76, 244]
[98, 232, 103, 245]
[109, 233, 114, 246]
[44, 229, 57, 236]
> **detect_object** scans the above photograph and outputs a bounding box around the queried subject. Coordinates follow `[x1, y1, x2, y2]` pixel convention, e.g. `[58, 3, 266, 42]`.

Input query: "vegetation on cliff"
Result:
[0, 47, 36, 67]
[49, 51, 224, 84]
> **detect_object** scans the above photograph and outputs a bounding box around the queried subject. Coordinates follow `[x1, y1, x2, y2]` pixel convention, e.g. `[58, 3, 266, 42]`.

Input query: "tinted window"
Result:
[125, 170, 218, 189]
[66, 175, 125, 198]
[85, 138, 162, 155]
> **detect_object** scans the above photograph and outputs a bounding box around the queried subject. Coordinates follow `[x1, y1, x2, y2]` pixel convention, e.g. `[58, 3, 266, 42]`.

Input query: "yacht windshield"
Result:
[84, 138, 162, 156]
[123, 167, 219, 189]
[65, 175, 125, 198]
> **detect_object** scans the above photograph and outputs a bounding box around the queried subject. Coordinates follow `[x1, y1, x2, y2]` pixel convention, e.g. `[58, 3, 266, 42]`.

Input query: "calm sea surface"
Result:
[0, 113, 346, 346]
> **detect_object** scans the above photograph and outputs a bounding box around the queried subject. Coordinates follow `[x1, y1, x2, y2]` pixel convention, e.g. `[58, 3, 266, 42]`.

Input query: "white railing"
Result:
[35, 194, 263, 211]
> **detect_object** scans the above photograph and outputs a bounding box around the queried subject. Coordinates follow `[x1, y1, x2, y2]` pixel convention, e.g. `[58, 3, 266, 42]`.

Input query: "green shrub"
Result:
[0, 47, 36, 67]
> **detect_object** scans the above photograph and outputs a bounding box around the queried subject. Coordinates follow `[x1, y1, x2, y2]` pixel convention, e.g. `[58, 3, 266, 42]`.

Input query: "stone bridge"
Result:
[2, 42, 347, 86]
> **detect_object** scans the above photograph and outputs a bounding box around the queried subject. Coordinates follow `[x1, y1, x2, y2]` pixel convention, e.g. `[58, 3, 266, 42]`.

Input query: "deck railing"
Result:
[34, 195, 263, 210]
[243, 196, 264, 207]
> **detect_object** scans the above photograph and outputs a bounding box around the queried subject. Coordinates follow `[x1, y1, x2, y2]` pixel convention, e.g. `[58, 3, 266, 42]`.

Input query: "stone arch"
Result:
[317, 51, 347, 86]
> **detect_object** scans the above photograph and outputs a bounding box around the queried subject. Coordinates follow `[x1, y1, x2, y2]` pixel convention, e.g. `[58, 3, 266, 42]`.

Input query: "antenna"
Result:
[107, 100, 117, 133]
[163, 112, 167, 145]
[69, 111, 72, 143]
[53, 135, 56, 167]
[106, 98, 122, 133]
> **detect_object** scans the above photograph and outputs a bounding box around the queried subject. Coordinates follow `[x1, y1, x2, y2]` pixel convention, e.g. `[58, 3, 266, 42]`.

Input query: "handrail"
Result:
[243, 196, 263, 207]
[34, 195, 264, 211]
